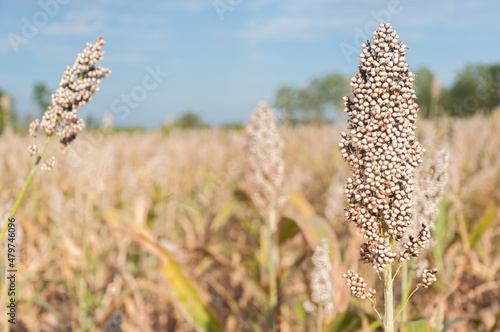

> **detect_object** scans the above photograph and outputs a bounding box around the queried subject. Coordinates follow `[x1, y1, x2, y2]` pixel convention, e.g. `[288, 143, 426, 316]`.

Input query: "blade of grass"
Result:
[433, 197, 449, 270]
[210, 199, 238, 232]
[29, 297, 65, 332]
[470, 204, 497, 248]
[120, 227, 222, 332]
[403, 318, 430, 332]
[286, 192, 335, 249]
[324, 310, 363, 332]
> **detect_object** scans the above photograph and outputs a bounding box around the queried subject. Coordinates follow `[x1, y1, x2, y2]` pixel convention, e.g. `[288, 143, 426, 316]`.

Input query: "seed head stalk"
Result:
[268, 206, 278, 308]
[245, 102, 285, 331]
[302, 238, 335, 331]
[400, 261, 410, 322]
[383, 261, 394, 331]
[0, 136, 51, 243]
[316, 302, 324, 332]
[339, 23, 438, 330]
[0, 37, 110, 246]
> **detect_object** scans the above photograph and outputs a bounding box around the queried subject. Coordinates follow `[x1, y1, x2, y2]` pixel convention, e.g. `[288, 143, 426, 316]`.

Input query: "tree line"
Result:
[273, 63, 500, 124]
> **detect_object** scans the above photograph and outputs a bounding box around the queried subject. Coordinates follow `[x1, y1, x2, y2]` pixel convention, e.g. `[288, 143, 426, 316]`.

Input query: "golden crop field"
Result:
[0, 112, 499, 331]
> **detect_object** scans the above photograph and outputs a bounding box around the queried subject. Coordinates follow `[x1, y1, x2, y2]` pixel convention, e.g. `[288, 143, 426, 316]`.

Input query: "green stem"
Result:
[429, 95, 439, 118]
[316, 302, 323, 332]
[370, 298, 383, 323]
[0, 136, 51, 244]
[395, 284, 422, 323]
[268, 226, 277, 305]
[384, 263, 394, 332]
[401, 261, 410, 322]
[268, 207, 278, 331]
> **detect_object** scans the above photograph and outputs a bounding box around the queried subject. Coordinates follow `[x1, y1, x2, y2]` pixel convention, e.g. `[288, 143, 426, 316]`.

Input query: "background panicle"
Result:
[245, 101, 285, 220]
[304, 238, 335, 313]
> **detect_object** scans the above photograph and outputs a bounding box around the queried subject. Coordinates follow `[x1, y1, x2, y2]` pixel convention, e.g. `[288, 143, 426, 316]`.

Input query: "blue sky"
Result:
[0, 0, 499, 127]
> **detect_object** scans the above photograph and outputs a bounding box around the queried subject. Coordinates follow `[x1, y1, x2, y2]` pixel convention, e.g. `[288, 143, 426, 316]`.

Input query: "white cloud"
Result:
[235, 17, 343, 42]
[0, 36, 14, 53]
[119, 14, 168, 26]
[105, 52, 150, 64]
[34, 43, 84, 63]
[160, 0, 210, 11]
[44, 10, 108, 36]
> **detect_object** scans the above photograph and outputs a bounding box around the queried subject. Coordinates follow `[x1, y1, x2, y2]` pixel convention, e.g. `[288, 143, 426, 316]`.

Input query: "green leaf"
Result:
[0, 255, 4, 296]
[30, 297, 65, 331]
[210, 199, 238, 232]
[456, 206, 471, 251]
[122, 227, 222, 332]
[290, 300, 308, 330]
[403, 318, 430, 332]
[278, 216, 300, 245]
[289, 215, 334, 250]
[286, 192, 335, 249]
[433, 197, 449, 269]
[443, 317, 466, 331]
[432, 311, 440, 332]
[280, 252, 307, 286]
[324, 310, 362, 332]
[488, 311, 500, 332]
[288, 192, 316, 217]
[233, 188, 254, 205]
[470, 204, 497, 248]
[369, 319, 381, 330]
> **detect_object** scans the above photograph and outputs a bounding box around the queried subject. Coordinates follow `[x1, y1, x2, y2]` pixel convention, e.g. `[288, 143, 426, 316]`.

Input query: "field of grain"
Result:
[0, 112, 499, 331]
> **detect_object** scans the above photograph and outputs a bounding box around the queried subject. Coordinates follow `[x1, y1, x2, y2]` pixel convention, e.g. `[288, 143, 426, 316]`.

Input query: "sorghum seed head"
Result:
[343, 270, 376, 300]
[28, 37, 110, 148]
[245, 101, 285, 220]
[40, 156, 56, 171]
[27, 144, 39, 157]
[421, 268, 438, 288]
[340, 23, 427, 277]
[304, 238, 335, 313]
[402, 148, 448, 252]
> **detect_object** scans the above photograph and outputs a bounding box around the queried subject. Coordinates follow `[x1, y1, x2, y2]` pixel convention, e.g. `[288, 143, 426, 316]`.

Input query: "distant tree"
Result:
[274, 86, 300, 124]
[306, 73, 344, 121]
[85, 114, 100, 131]
[312, 74, 345, 107]
[414, 67, 434, 118]
[220, 122, 244, 130]
[22, 112, 34, 131]
[446, 64, 500, 117]
[0, 89, 16, 133]
[33, 82, 51, 114]
[174, 110, 206, 129]
[274, 73, 345, 124]
[297, 88, 317, 122]
[0, 89, 6, 133]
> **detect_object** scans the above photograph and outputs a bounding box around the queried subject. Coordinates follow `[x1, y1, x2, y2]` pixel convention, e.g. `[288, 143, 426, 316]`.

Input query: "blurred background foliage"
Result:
[0, 111, 499, 330]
